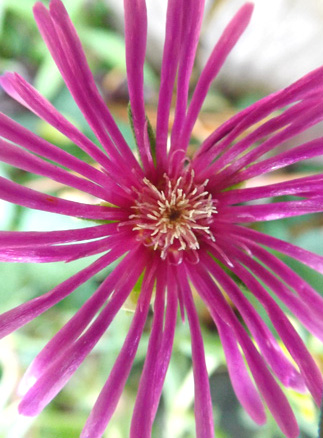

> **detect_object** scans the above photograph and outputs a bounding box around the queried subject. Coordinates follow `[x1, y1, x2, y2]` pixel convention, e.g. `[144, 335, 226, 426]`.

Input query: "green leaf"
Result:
[128, 102, 136, 141]
[3, 0, 39, 23]
[128, 103, 157, 167]
[122, 271, 145, 312]
[33, 53, 63, 100]
[0, 2, 4, 36]
[146, 115, 156, 166]
[78, 27, 126, 70]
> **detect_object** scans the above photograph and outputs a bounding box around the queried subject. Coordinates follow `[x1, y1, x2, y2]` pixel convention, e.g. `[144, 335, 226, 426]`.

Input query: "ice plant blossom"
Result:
[1, 0, 323, 437]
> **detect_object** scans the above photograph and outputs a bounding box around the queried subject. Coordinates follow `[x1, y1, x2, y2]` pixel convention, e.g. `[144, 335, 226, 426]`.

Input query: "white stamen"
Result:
[128, 171, 217, 262]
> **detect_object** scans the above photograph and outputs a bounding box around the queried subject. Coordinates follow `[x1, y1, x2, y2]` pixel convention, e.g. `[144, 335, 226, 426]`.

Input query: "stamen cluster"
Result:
[129, 171, 217, 263]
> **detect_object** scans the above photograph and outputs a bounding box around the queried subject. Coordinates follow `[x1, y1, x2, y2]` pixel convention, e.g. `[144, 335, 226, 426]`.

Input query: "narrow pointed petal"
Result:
[227, 224, 323, 274]
[202, 253, 305, 391]
[0, 248, 125, 339]
[232, 137, 323, 184]
[235, 245, 323, 340]
[0, 176, 128, 221]
[130, 265, 178, 437]
[206, 99, 323, 188]
[123, 0, 153, 172]
[0, 75, 133, 204]
[228, 255, 323, 406]
[218, 175, 323, 205]
[20, 247, 145, 395]
[181, 268, 215, 438]
[0, 113, 111, 188]
[216, 316, 266, 424]
[0, 72, 113, 173]
[188, 266, 299, 438]
[0, 138, 114, 203]
[206, 98, 317, 173]
[170, 0, 205, 154]
[194, 64, 323, 166]
[181, 3, 254, 151]
[220, 198, 323, 223]
[0, 2, 322, 437]
[245, 242, 323, 320]
[151, 287, 178, 419]
[19, 256, 150, 417]
[80, 261, 156, 438]
[48, 0, 138, 166]
[33, 1, 141, 177]
[0, 233, 131, 263]
[130, 264, 166, 437]
[0, 224, 118, 248]
[33, 2, 116, 160]
[155, 0, 184, 170]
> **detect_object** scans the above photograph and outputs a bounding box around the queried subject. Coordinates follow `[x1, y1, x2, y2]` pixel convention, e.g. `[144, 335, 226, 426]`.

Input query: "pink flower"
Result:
[1, 0, 323, 437]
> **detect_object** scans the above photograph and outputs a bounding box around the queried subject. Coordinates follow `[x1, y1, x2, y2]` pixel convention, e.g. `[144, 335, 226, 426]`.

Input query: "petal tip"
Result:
[32, 2, 48, 14]
[18, 399, 39, 417]
[18, 372, 38, 397]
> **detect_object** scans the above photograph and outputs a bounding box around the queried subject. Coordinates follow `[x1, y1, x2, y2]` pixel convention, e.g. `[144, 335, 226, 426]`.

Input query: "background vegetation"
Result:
[0, 1, 322, 437]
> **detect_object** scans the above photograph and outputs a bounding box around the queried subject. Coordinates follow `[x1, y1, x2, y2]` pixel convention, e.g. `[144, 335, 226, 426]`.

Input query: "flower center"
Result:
[129, 171, 217, 263]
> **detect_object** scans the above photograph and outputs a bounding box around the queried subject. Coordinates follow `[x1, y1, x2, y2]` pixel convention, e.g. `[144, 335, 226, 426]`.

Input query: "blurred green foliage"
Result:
[0, 0, 322, 437]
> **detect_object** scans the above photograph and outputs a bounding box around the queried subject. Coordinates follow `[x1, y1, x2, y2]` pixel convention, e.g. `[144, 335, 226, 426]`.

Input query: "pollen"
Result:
[129, 171, 217, 263]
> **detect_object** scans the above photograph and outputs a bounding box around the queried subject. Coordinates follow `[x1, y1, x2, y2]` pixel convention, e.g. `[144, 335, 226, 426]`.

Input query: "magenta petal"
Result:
[0, 113, 111, 188]
[0, 224, 118, 248]
[189, 265, 299, 438]
[218, 175, 323, 205]
[216, 313, 266, 424]
[79, 260, 156, 438]
[202, 253, 305, 391]
[48, 0, 137, 165]
[181, 3, 254, 151]
[170, 0, 205, 155]
[246, 242, 323, 321]
[150, 277, 178, 419]
[181, 267, 215, 438]
[0, 248, 124, 339]
[229, 256, 323, 406]
[0, 231, 134, 263]
[226, 101, 323, 176]
[172, 0, 205, 134]
[231, 326, 299, 438]
[232, 137, 323, 184]
[0, 138, 114, 203]
[0, 176, 128, 221]
[195, 65, 323, 168]
[20, 247, 145, 396]
[215, 234, 323, 340]
[220, 198, 323, 223]
[0, 74, 133, 205]
[33, 0, 139, 177]
[33, 2, 117, 158]
[130, 264, 166, 437]
[0, 1, 322, 437]
[210, 237, 323, 404]
[227, 224, 323, 274]
[0, 239, 108, 263]
[236, 245, 323, 338]
[18, 257, 149, 417]
[130, 264, 178, 437]
[169, 0, 206, 177]
[155, 0, 184, 170]
[0, 72, 113, 173]
[205, 98, 323, 185]
[123, 0, 153, 173]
